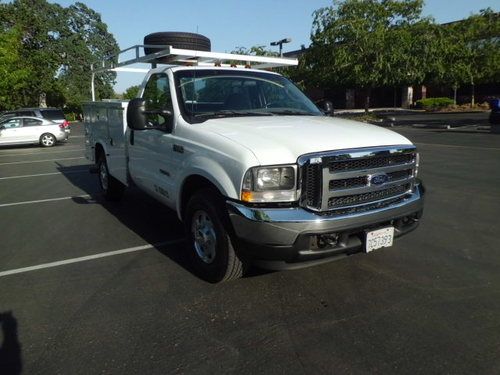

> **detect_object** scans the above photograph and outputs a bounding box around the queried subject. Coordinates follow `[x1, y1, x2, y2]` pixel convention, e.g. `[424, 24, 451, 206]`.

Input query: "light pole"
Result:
[270, 38, 291, 57]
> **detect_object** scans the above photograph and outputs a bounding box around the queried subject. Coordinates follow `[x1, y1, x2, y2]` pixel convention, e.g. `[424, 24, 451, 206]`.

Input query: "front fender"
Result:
[175, 155, 242, 218]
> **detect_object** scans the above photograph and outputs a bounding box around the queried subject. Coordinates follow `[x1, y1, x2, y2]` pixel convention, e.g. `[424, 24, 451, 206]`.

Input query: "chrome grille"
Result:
[327, 153, 414, 172]
[328, 183, 411, 209]
[299, 146, 417, 213]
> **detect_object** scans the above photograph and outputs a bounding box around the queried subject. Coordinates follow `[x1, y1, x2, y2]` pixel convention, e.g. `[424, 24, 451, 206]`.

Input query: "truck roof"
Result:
[150, 65, 284, 76]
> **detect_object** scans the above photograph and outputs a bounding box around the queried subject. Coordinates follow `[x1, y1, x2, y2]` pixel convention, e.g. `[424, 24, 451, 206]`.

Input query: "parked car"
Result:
[0, 107, 70, 134]
[0, 116, 68, 147]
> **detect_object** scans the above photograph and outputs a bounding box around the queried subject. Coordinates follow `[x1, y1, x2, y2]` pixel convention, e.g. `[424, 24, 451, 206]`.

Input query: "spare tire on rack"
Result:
[144, 32, 211, 58]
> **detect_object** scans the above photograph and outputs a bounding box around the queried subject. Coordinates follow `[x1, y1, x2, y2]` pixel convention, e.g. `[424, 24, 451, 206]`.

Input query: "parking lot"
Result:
[1, 122, 500, 374]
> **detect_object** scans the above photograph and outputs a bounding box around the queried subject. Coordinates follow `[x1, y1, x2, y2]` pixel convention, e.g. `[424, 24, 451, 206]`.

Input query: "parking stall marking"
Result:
[0, 148, 85, 157]
[0, 169, 88, 180]
[415, 142, 500, 151]
[0, 156, 85, 166]
[0, 194, 92, 208]
[0, 240, 184, 278]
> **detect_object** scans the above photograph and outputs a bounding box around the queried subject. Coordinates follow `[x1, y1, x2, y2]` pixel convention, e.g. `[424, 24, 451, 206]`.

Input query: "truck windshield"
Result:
[174, 69, 322, 123]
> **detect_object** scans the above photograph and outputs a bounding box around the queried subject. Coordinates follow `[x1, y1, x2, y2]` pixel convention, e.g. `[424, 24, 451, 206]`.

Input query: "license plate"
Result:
[365, 227, 394, 252]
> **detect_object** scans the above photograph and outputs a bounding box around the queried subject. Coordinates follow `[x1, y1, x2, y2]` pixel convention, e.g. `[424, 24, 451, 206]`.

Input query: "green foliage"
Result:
[0, 26, 31, 109]
[415, 97, 454, 110]
[0, 0, 118, 111]
[434, 9, 500, 104]
[232, 45, 278, 57]
[305, 0, 432, 111]
[123, 85, 141, 100]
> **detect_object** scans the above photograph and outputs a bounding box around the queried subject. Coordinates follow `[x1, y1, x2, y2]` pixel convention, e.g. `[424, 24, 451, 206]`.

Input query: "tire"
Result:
[144, 32, 211, 58]
[39, 133, 56, 147]
[97, 155, 125, 201]
[185, 188, 245, 283]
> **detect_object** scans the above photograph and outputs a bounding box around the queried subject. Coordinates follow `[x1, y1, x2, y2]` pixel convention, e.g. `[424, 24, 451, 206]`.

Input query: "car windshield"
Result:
[175, 69, 322, 123]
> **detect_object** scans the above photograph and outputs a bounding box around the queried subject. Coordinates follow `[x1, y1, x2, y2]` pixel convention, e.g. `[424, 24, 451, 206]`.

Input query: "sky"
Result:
[50, 0, 499, 93]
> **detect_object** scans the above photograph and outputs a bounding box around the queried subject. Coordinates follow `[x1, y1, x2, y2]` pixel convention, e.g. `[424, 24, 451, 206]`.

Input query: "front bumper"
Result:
[227, 183, 424, 269]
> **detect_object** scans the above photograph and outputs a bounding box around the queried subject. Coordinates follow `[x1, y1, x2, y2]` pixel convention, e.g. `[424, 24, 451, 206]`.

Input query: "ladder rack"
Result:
[90, 45, 299, 100]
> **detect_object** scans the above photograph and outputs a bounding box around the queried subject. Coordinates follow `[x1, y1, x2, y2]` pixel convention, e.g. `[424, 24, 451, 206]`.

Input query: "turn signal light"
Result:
[241, 191, 253, 202]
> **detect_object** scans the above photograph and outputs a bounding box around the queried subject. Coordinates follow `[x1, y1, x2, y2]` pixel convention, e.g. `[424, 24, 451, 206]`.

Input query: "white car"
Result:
[0, 116, 68, 147]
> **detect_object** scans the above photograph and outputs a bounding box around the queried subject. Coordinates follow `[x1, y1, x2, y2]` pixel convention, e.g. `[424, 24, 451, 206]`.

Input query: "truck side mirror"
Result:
[127, 98, 148, 130]
[317, 100, 334, 116]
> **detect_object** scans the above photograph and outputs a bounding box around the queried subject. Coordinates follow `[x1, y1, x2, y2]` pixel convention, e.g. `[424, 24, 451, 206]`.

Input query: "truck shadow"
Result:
[57, 164, 192, 271]
[0, 311, 22, 375]
[57, 164, 270, 280]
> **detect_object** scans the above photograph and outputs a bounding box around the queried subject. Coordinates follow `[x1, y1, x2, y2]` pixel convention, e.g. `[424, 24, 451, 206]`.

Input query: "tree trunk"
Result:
[471, 83, 475, 107]
[452, 84, 458, 105]
[364, 88, 371, 113]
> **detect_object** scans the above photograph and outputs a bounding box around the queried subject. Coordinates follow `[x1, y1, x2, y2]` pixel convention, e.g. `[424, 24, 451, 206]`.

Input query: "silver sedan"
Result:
[0, 116, 68, 147]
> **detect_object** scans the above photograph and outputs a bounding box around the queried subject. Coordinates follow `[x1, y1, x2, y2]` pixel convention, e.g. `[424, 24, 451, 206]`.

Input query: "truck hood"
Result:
[201, 115, 413, 165]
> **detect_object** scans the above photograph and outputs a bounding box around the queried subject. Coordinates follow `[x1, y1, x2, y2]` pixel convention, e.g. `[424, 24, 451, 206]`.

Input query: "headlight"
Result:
[241, 165, 297, 203]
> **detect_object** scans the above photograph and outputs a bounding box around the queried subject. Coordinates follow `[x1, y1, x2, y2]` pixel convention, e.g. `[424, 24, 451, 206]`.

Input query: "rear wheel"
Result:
[39, 133, 56, 147]
[97, 155, 125, 201]
[185, 189, 245, 283]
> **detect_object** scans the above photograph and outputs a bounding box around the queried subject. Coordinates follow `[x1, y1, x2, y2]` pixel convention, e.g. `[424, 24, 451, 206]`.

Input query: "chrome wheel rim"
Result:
[191, 210, 216, 264]
[41, 134, 54, 146]
[99, 161, 108, 191]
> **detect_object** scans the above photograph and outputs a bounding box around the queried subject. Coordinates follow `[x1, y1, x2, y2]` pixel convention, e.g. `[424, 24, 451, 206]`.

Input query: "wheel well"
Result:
[180, 175, 220, 220]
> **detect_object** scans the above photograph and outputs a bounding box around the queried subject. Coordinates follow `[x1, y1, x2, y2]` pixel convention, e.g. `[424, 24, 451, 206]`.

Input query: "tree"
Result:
[232, 45, 278, 57]
[123, 85, 141, 100]
[0, 26, 31, 109]
[0, 0, 118, 111]
[58, 2, 119, 106]
[305, 0, 433, 111]
[0, 0, 64, 107]
[437, 9, 500, 105]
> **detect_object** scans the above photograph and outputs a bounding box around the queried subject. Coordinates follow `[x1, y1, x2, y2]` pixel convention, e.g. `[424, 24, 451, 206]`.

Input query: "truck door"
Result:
[128, 73, 177, 206]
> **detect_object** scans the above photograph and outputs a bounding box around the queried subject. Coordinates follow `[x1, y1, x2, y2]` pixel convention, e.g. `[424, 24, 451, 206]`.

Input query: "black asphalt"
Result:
[1, 121, 499, 374]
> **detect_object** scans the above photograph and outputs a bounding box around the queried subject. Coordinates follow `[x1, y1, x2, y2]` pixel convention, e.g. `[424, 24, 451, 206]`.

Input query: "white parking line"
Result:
[0, 240, 184, 278]
[0, 156, 85, 166]
[0, 170, 88, 180]
[0, 148, 85, 157]
[415, 142, 500, 151]
[0, 194, 92, 208]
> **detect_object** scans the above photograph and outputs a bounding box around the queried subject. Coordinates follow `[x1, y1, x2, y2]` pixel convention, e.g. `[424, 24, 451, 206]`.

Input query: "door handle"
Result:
[173, 144, 184, 153]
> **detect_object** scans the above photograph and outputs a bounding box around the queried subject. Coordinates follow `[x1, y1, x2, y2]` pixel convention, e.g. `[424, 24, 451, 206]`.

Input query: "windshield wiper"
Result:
[193, 110, 274, 119]
[267, 109, 316, 116]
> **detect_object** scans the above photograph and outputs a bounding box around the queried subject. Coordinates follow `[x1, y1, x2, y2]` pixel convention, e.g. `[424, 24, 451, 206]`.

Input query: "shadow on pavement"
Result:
[56, 164, 210, 280]
[57, 163, 274, 281]
[0, 311, 22, 375]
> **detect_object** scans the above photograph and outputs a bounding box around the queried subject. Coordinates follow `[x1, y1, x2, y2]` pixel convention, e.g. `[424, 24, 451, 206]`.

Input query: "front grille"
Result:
[328, 184, 410, 209]
[327, 153, 414, 172]
[304, 163, 322, 209]
[300, 146, 417, 213]
[330, 176, 367, 190]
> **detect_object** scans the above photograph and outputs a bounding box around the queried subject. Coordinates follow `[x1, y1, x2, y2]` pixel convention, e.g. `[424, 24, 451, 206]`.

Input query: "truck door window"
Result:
[143, 73, 173, 128]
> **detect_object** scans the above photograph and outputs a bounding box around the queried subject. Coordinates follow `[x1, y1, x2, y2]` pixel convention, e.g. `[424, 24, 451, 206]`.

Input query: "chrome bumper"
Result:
[227, 183, 424, 247]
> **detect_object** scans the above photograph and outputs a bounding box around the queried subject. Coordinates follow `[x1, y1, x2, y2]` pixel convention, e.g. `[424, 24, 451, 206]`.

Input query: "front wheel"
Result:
[40, 133, 56, 147]
[185, 189, 246, 283]
[97, 155, 125, 201]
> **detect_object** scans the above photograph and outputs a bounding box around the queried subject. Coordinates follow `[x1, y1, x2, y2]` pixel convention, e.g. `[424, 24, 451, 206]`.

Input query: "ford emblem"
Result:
[370, 173, 389, 186]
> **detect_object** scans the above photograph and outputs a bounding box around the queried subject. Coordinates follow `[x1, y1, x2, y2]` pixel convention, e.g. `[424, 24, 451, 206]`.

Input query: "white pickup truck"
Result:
[85, 35, 424, 282]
